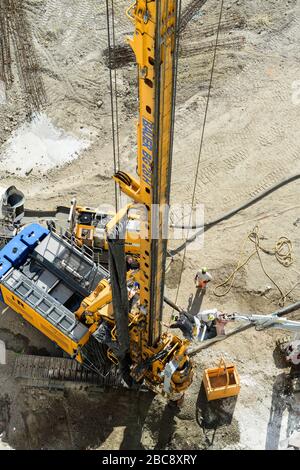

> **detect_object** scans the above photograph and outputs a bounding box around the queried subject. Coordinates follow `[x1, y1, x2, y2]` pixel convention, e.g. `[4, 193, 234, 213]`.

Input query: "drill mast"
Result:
[115, 0, 178, 347]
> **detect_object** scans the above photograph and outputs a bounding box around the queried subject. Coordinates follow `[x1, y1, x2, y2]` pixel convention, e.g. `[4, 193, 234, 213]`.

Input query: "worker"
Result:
[285, 340, 300, 365]
[162, 311, 195, 341]
[126, 255, 139, 271]
[195, 267, 212, 290]
[128, 281, 140, 310]
[126, 255, 134, 271]
[162, 307, 229, 342]
[196, 309, 228, 339]
[162, 309, 218, 342]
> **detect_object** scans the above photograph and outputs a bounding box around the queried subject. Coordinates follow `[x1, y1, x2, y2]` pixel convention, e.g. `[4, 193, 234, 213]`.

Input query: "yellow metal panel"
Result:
[203, 360, 241, 401]
[1, 285, 90, 360]
[126, 1, 178, 346]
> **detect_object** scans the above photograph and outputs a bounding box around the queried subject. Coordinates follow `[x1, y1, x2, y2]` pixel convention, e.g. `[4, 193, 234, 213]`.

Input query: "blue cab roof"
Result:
[0, 224, 49, 280]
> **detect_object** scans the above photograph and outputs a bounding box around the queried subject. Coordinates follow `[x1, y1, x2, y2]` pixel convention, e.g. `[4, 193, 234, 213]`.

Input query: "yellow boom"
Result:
[115, 0, 177, 346]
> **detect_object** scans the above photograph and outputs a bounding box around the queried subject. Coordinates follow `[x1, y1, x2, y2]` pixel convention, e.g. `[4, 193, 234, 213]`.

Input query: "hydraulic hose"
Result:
[26, 175, 300, 229]
[273, 301, 300, 318]
[171, 173, 300, 230]
[25, 173, 300, 260]
[164, 295, 182, 313]
[168, 173, 300, 256]
[25, 206, 70, 218]
[187, 300, 300, 357]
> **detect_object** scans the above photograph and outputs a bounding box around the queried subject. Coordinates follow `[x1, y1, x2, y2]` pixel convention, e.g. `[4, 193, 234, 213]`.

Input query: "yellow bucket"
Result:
[203, 357, 240, 401]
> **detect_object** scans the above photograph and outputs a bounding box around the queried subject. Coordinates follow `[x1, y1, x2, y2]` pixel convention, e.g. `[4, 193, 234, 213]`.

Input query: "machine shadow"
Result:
[187, 289, 205, 315]
[119, 390, 156, 450]
[85, 388, 156, 450]
[195, 383, 238, 447]
[265, 370, 300, 450]
[153, 402, 181, 450]
[10, 387, 156, 450]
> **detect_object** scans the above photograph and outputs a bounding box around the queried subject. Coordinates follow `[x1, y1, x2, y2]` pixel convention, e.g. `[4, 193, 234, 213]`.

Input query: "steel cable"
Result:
[105, 0, 120, 212]
[172, 0, 225, 310]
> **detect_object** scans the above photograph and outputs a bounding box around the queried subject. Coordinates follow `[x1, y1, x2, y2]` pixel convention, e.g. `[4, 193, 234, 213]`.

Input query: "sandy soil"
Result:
[0, 0, 300, 450]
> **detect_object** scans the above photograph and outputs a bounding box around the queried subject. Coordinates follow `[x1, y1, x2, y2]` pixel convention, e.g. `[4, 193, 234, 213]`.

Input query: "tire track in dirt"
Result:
[221, 159, 300, 209]
[0, 7, 13, 88]
[190, 140, 300, 207]
[0, 0, 46, 112]
[32, 0, 108, 112]
[172, 7, 300, 206]
[174, 100, 300, 207]
[179, 0, 209, 33]
[103, 12, 246, 69]
[31, 39, 67, 108]
[178, 148, 250, 199]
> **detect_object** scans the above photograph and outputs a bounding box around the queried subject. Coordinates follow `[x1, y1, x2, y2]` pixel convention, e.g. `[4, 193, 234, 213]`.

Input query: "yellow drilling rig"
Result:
[0, 1, 194, 400]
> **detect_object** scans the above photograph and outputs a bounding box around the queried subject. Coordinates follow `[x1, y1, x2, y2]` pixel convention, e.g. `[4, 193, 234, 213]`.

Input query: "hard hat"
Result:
[208, 313, 215, 321]
[202, 267, 207, 273]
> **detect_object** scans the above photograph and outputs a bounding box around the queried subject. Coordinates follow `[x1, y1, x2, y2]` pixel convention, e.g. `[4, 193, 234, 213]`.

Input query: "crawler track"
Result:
[180, 37, 246, 58]
[179, 0, 208, 33]
[14, 355, 123, 390]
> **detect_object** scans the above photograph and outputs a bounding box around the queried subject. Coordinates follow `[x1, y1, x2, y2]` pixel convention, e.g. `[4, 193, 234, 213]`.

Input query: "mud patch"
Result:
[6, 388, 155, 450]
[21, 400, 71, 450]
[195, 384, 240, 449]
[0, 328, 51, 356]
[0, 113, 90, 177]
[0, 395, 10, 445]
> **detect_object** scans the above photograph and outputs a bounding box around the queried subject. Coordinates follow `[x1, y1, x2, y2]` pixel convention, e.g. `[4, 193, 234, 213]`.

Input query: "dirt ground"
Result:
[0, 0, 300, 450]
